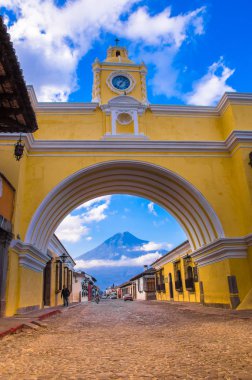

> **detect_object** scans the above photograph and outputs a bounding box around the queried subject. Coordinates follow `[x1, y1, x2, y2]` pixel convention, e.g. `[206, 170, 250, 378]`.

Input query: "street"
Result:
[0, 300, 252, 379]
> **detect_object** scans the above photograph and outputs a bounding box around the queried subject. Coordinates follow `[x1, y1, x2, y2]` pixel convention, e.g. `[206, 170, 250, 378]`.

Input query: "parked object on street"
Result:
[109, 294, 117, 299]
[123, 294, 133, 301]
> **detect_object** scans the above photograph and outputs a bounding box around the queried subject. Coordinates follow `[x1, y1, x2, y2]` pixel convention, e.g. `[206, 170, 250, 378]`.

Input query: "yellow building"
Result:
[1, 44, 252, 315]
[152, 241, 201, 305]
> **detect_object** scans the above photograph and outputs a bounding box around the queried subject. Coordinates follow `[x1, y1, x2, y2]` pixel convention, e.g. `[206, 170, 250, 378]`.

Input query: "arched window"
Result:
[116, 50, 121, 57]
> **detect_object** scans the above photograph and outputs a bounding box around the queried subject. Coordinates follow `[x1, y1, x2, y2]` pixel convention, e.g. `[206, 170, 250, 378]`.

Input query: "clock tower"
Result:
[92, 44, 148, 138]
[92, 45, 148, 105]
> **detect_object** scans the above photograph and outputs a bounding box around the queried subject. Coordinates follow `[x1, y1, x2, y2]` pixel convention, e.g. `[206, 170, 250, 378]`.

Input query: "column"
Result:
[0, 228, 12, 317]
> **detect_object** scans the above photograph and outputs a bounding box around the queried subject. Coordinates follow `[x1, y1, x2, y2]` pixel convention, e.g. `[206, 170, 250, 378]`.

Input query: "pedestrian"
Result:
[61, 285, 70, 307]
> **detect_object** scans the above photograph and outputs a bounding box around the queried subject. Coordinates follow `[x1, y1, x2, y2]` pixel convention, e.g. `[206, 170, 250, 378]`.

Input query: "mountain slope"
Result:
[77, 231, 150, 260]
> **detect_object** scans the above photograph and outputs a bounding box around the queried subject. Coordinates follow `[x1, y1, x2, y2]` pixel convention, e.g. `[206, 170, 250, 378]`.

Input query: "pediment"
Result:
[108, 95, 142, 107]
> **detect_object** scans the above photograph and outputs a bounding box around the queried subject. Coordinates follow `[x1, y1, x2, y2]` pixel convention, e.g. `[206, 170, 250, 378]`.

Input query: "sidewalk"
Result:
[0, 302, 81, 339]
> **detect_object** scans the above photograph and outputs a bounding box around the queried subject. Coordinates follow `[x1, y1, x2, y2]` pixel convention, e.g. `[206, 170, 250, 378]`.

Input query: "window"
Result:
[55, 261, 62, 292]
[145, 278, 155, 292]
[116, 50, 120, 57]
[174, 261, 183, 291]
[138, 277, 144, 292]
[185, 266, 195, 291]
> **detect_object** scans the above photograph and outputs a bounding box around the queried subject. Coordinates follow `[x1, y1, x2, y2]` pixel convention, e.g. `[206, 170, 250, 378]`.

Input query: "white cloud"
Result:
[55, 214, 89, 242]
[148, 202, 157, 216]
[76, 196, 111, 210]
[140, 241, 173, 252]
[75, 252, 162, 268]
[81, 202, 110, 223]
[112, 6, 205, 47]
[55, 195, 111, 242]
[86, 236, 92, 241]
[185, 57, 235, 106]
[1, 1, 206, 101]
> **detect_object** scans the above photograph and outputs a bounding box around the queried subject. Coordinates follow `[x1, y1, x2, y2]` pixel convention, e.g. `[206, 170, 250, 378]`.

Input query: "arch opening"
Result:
[25, 161, 224, 253]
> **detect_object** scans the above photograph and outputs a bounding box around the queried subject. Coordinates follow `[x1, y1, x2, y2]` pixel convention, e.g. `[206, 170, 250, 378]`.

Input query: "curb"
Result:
[38, 309, 62, 321]
[0, 309, 62, 339]
[0, 324, 24, 339]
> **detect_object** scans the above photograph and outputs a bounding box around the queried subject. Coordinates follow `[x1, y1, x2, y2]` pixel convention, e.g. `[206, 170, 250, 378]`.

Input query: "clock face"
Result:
[112, 75, 130, 90]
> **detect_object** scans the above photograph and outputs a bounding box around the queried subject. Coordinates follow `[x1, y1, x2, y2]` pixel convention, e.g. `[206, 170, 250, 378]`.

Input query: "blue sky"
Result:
[55, 195, 186, 262]
[1, 1, 252, 105]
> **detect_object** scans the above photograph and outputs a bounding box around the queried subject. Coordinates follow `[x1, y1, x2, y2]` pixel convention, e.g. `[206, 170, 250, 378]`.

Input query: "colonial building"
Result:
[119, 281, 133, 298]
[130, 267, 156, 301]
[72, 271, 97, 303]
[152, 241, 202, 304]
[1, 38, 252, 315]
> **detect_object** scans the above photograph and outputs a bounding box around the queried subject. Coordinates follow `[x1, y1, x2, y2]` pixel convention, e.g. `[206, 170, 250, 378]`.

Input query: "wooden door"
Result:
[43, 260, 51, 306]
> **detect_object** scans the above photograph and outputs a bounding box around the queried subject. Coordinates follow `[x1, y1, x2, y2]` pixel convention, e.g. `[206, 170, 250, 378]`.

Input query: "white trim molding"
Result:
[11, 240, 49, 272]
[191, 234, 252, 267]
[27, 87, 252, 116]
[0, 130, 251, 154]
[101, 95, 147, 137]
[150, 92, 252, 116]
[152, 241, 191, 270]
[48, 234, 76, 267]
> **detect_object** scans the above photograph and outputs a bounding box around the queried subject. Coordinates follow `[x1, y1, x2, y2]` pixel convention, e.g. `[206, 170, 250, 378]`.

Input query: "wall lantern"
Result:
[184, 253, 192, 264]
[249, 152, 252, 167]
[60, 252, 69, 263]
[14, 135, 24, 161]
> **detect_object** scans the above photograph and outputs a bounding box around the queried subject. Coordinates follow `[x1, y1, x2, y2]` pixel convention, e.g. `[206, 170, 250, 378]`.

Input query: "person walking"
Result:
[61, 285, 70, 307]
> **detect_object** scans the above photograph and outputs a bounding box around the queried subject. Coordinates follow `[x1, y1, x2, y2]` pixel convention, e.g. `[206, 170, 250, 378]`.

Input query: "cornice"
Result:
[48, 234, 76, 266]
[191, 234, 252, 267]
[150, 92, 252, 117]
[152, 242, 191, 269]
[27, 87, 252, 116]
[11, 240, 49, 272]
[0, 130, 251, 154]
[152, 234, 252, 269]
[27, 86, 98, 113]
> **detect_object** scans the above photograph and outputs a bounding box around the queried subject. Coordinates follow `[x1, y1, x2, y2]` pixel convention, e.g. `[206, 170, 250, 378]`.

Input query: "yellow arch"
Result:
[25, 161, 224, 252]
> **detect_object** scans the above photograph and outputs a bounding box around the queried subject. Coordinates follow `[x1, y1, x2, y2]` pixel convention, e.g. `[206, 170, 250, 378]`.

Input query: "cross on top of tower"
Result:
[115, 37, 120, 46]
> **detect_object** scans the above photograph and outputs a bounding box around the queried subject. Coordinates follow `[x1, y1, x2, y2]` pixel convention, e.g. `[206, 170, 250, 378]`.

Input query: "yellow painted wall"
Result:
[5, 249, 20, 317]
[199, 261, 231, 306]
[12, 152, 248, 243]
[18, 267, 43, 310]
[229, 258, 252, 301]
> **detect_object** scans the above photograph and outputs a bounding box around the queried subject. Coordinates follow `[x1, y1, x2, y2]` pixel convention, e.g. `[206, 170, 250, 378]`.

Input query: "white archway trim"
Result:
[25, 161, 224, 253]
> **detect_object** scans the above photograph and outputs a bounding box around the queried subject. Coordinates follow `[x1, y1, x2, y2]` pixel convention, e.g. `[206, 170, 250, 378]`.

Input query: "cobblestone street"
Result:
[0, 300, 252, 380]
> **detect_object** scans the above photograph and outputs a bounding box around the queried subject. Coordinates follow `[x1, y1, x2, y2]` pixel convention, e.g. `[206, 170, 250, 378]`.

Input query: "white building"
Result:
[130, 268, 156, 301]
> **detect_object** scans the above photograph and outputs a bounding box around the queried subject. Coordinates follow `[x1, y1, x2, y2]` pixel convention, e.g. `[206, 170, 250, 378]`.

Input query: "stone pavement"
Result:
[0, 300, 252, 380]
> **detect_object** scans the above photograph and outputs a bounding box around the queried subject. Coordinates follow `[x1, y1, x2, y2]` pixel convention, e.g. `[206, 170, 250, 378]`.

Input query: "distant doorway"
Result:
[43, 260, 51, 306]
[169, 273, 174, 299]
